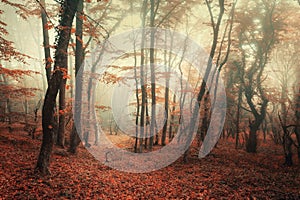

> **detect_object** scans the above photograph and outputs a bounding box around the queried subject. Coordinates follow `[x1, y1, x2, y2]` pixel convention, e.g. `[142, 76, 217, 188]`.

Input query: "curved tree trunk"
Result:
[40, 0, 59, 145]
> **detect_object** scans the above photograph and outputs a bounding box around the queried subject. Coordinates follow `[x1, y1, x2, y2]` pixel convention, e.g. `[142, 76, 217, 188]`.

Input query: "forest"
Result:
[0, 0, 300, 199]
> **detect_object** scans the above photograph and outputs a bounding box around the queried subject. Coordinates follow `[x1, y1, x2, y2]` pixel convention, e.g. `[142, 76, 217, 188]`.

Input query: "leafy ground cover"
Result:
[0, 124, 300, 199]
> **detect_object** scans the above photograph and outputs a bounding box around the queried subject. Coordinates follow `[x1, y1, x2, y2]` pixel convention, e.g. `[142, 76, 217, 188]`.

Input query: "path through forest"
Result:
[0, 124, 300, 199]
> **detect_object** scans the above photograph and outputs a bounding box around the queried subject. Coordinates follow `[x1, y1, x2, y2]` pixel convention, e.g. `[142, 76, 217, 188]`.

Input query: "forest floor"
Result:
[0, 123, 300, 199]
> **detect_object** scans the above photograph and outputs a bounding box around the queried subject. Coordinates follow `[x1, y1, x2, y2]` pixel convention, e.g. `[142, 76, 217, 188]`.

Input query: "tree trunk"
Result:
[40, 0, 52, 83]
[40, 0, 59, 140]
[200, 91, 209, 141]
[69, 0, 83, 154]
[184, 0, 225, 162]
[283, 129, 293, 166]
[2, 75, 12, 132]
[90, 85, 99, 146]
[69, 125, 81, 153]
[36, 0, 79, 175]
[133, 46, 139, 153]
[246, 123, 259, 153]
[138, 0, 148, 152]
[87, 40, 100, 146]
[262, 119, 267, 143]
[144, 97, 150, 149]
[168, 94, 176, 141]
[149, 0, 157, 150]
[162, 31, 170, 146]
[235, 86, 242, 149]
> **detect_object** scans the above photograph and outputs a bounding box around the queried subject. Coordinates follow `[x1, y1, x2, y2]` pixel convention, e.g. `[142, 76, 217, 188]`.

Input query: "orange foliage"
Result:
[0, 65, 40, 81]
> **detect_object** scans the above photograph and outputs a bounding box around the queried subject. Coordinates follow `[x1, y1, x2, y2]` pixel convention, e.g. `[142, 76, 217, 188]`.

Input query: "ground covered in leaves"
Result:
[0, 124, 300, 199]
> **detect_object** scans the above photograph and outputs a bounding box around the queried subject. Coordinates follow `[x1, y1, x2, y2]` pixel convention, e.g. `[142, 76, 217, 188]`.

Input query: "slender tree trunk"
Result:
[40, 0, 52, 83]
[235, 86, 242, 149]
[149, 0, 157, 150]
[262, 119, 267, 143]
[144, 56, 151, 150]
[90, 85, 99, 145]
[6, 97, 12, 132]
[24, 94, 28, 124]
[89, 40, 100, 146]
[40, 0, 59, 141]
[69, 51, 74, 99]
[36, 0, 79, 175]
[69, 0, 83, 154]
[23, 95, 29, 134]
[269, 114, 280, 144]
[161, 31, 170, 146]
[279, 114, 294, 166]
[184, 0, 225, 162]
[144, 97, 150, 149]
[139, 46, 146, 152]
[2, 75, 12, 132]
[161, 76, 169, 146]
[138, 0, 148, 152]
[178, 51, 190, 144]
[168, 94, 176, 141]
[133, 46, 140, 153]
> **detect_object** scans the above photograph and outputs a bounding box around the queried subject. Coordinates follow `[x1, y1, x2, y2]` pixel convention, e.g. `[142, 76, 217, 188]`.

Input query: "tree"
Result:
[39, 0, 52, 84]
[270, 40, 299, 163]
[37, 0, 64, 147]
[149, 0, 157, 150]
[0, 1, 36, 128]
[138, 0, 148, 152]
[69, 0, 84, 154]
[184, 0, 227, 162]
[294, 45, 300, 160]
[36, 0, 79, 175]
[133, 0, 199, 150]
[292, 1, 300, 160]
[69, 0, 125, 152]
[234, 0, 278, 153]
